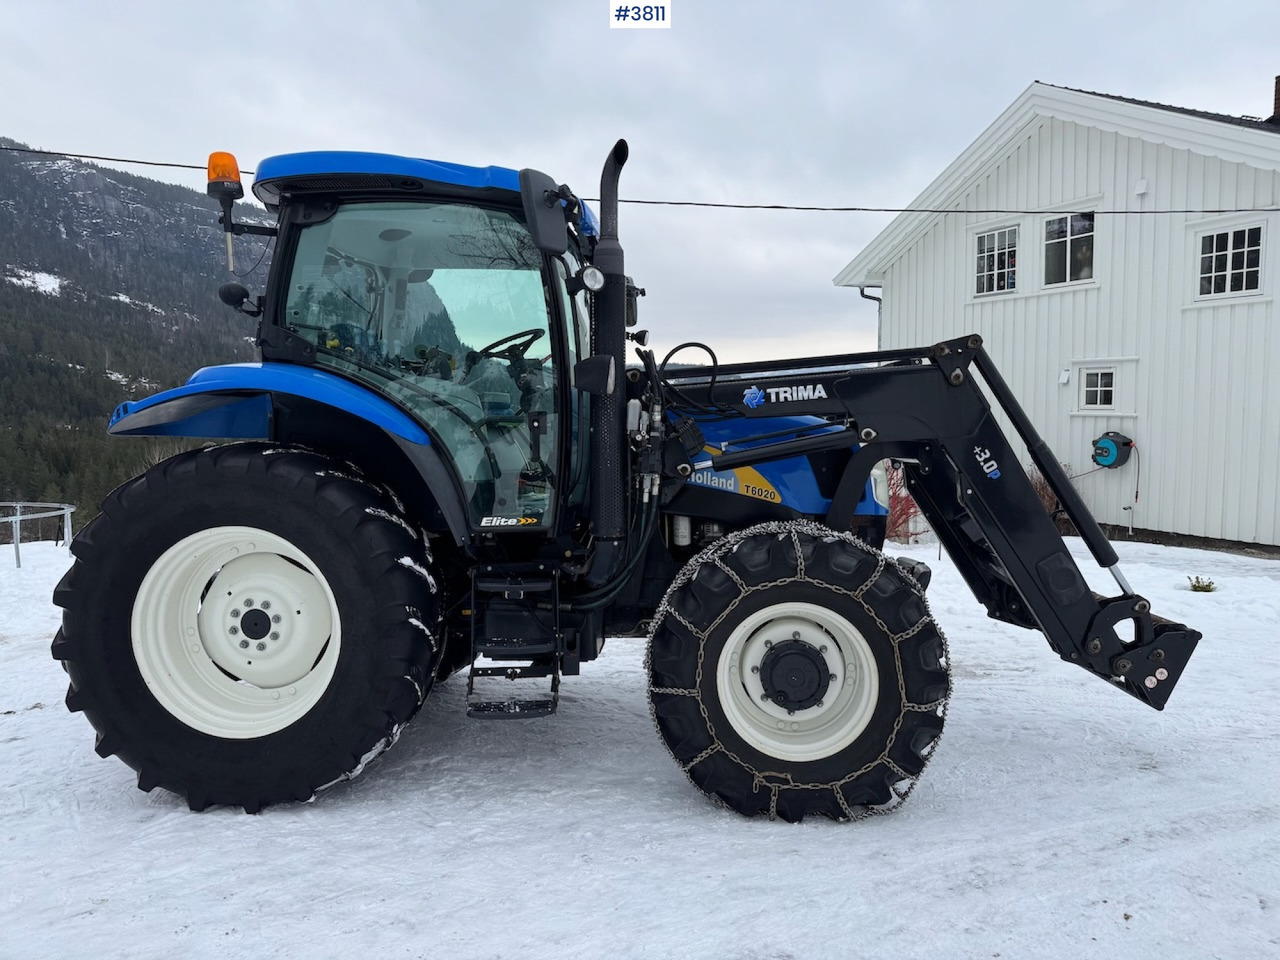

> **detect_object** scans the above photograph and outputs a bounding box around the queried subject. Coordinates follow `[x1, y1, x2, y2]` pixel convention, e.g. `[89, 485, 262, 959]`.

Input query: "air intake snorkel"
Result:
[585, 139, 630, 587]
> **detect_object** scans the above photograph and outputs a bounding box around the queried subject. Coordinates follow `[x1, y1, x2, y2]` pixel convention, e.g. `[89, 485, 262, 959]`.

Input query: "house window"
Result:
[1198, 226, 1262, 295]
[976, 226, 1017, 295]
[1045, 213, 1094, 285]
[1080, 367, 1115, 409]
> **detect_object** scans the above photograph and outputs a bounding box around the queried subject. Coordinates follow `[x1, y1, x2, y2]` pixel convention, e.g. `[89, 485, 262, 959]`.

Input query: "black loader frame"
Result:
[664, 333, 1199, 710]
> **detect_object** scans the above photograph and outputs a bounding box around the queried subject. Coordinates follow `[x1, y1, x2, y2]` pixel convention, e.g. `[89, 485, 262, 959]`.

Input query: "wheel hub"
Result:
[240, 608, 271, 641]
[717, 604, 880, 762]
[195, 551, 333, 688]
[760, 639, 830, 710]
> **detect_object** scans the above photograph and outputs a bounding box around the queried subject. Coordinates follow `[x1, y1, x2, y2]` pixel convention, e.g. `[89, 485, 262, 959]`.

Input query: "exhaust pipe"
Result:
[586, 139, 629, 586]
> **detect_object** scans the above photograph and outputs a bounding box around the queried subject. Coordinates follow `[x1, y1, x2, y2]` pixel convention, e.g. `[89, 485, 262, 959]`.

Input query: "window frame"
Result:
[973, 223, 1019, 297]
[1078, 366, 1116, 411]
[1043, 212, 1095, 287]
[276, 198, 567, 530]
[1194, 223, 1264, 300]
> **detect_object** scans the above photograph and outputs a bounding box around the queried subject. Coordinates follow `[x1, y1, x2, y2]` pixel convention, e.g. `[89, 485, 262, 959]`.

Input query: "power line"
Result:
[0, 142, 254, 176]
[588, 194, 1280, 213]
[3, 144, 1277, 216]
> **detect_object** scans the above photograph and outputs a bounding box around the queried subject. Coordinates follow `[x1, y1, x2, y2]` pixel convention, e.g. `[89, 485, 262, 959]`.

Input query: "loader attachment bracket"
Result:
[1085, 594, 1201, 710]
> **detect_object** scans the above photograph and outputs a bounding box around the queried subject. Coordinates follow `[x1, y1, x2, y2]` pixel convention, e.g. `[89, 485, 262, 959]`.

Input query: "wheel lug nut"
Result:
[764, 639, 773, 648]
[830, 673, 837, 682]
[230, 609, 240, 618]
[819, 645, 828, 654]
[751, 665, 759, 674]
[229, 626, 239, 636]
[272, 614, 282, 624]
[243, 599, 254, 607]
[815, 700, 824, 708]
[759, 692, 770, 701]
[260, 600, 271, 610]
[256, 642, 266, 652]
[792, 631, 800, 640]
[239, 640, 249, 649]
[270, 632, 280, 641]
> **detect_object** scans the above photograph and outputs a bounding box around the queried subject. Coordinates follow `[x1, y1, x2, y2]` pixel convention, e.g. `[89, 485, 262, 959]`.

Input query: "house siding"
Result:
[877, 117, 1280, 545]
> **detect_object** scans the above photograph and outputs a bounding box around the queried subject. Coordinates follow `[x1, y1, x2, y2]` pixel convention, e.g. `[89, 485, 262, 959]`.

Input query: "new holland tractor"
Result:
[52, 141, 1201, 820]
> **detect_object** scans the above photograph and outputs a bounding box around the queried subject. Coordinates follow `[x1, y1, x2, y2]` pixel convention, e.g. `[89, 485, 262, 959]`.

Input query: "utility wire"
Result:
[4, 144, 1278, 216]
[0, 144, 256, 176]
[585, 197, 1280, 215]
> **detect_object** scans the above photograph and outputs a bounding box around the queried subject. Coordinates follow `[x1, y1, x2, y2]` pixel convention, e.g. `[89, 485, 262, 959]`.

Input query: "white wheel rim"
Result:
[131, 526, 342, 739]
[716, 601, 879, 762]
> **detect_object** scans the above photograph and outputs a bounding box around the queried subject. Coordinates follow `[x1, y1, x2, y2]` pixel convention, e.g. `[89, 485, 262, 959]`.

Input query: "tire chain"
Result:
[646, 519, 952, 821]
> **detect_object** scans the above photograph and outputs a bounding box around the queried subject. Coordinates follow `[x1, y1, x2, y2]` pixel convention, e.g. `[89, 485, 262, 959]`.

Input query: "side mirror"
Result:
[519, 168, 569, 255]
[218, 282, 262, 317]
[574, 355, 616, 396]
[624, 277, 645, 327]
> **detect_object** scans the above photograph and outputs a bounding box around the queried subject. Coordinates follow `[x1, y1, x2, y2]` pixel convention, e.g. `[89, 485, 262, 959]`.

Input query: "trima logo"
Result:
[479, 516, 538, 527]
[742, 384, 828, 407]
[766, 384, 828, 402]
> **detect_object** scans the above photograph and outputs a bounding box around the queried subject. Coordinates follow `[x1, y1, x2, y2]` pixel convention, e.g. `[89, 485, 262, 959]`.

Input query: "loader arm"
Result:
[664, 334, 1200, 710]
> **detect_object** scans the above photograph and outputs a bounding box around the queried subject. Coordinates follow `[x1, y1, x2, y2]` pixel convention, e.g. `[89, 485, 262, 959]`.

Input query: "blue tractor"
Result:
[53, 142, 1200, 819]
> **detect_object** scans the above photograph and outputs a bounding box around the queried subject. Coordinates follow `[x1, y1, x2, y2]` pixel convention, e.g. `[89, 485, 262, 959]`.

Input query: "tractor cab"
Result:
[249, 153, 600, 538]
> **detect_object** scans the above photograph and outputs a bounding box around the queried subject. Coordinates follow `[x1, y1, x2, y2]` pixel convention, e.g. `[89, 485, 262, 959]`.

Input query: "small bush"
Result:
[1187, 575, 1216, 593]
[885, 461, 927, 542]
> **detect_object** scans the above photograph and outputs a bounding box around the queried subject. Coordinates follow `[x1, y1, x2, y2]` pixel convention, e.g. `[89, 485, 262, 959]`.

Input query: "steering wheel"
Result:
[477, 328, 545, 360]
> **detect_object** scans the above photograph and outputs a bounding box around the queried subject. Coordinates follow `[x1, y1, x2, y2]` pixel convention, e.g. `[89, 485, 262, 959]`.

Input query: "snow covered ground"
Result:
[4, 268, 63, 295]
[2, 537, 1277, 959]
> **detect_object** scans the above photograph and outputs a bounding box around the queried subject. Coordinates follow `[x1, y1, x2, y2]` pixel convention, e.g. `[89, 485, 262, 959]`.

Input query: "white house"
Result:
[835, 80, 1280, 549]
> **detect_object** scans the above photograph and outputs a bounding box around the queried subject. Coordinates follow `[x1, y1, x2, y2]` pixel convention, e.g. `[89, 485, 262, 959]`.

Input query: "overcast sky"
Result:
[4, 0, 1279, 361]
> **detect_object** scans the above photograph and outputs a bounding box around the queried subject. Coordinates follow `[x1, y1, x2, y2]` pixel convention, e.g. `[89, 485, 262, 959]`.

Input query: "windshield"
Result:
[282, 201, 561, 528]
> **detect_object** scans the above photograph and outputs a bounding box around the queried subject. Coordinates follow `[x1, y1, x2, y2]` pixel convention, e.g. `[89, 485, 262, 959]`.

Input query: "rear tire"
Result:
[648, 521, 949, 821]
[52, 443, 441, 812]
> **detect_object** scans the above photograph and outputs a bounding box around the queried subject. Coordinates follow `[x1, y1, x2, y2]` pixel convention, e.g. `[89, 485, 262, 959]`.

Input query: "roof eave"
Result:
[834, 82, 1280, 289]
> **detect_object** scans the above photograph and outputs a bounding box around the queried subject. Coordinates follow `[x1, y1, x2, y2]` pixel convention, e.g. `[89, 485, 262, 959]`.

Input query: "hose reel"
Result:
[1091, 432, 1132, 469]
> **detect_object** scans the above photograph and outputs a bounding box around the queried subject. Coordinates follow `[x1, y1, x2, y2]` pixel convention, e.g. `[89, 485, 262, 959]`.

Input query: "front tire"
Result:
[52, 443, 441, 812]
[648, 521, 950, 821]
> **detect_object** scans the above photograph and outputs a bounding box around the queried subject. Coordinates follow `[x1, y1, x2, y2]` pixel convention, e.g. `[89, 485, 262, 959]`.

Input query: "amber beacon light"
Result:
[207, 151, 244, 271]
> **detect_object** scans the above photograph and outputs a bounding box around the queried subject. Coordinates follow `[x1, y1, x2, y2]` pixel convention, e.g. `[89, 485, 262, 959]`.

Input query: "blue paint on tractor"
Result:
[108, 363, 432, 445]
[695, 415, 887, 517]
[251, 151, 598, 237]
[253, 151, 520, 200]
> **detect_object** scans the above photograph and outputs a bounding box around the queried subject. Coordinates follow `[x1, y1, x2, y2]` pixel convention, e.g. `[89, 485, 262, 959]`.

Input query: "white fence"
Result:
[1, 502, 76, 569]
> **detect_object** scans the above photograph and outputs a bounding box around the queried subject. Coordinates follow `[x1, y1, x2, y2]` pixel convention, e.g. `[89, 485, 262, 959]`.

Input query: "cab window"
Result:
[282, 201, 560, 528]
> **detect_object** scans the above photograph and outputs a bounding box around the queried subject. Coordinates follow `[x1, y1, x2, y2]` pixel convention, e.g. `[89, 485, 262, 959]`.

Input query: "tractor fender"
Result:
[108, 363, 471, 545]
[108, 362, 430, 443]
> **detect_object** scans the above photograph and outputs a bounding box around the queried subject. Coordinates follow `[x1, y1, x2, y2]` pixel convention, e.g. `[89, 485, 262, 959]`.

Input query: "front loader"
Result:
[52, 140, 1200, 820]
